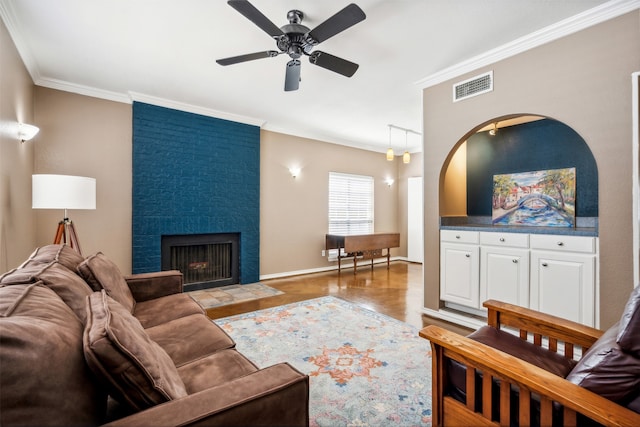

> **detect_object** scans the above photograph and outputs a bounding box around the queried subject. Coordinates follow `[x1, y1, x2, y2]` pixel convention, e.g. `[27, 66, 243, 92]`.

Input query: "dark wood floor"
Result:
[205, 261, 473, 336]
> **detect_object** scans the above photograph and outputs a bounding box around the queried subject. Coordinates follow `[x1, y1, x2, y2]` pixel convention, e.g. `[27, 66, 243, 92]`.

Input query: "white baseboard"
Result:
[259, 256, 405, 281]
[422, 307, 487, 330]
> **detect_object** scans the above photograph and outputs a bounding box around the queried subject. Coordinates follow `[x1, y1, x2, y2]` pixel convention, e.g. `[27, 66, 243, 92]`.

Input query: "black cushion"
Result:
[566, 323, 640, 403]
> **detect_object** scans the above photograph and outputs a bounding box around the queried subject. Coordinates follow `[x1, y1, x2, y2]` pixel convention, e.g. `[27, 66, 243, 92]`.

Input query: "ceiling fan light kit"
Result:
[216, 0, 366, 91]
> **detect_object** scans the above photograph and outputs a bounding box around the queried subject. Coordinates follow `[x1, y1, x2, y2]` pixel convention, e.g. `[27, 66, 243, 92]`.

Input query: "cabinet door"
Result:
[530, 250, 595, 326]
[480, 246, 529, 307]
[440, 242, 479, 308]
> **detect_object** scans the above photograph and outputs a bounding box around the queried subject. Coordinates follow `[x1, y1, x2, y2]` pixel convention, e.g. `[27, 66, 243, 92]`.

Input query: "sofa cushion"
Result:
[0, 283, 106, 426]
[468, 326, 577, 377]
[20, 244, 85, 271]
[566, 322, 640, 403]
[83, 290, 188, 410]
[146, 313, 235, 367]
[617, 285, 640, 357]
[177, 349, 258, 394]
[0, 261, 93, 323]
[78, 252, 135, 313]
[134, 293, 204, 329]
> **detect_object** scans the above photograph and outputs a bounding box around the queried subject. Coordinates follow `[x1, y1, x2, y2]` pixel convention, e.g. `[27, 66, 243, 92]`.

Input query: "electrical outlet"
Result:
[321, 250, 326, 257]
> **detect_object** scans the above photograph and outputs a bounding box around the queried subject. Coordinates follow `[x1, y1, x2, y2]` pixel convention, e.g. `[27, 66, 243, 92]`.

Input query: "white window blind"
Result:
[328, 172, 374, 235]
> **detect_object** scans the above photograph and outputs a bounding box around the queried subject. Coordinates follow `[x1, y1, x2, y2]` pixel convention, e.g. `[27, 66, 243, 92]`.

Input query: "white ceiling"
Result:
[2, 0, 623, 153]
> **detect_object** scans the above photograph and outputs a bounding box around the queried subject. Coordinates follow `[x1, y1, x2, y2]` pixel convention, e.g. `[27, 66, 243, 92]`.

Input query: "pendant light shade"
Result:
[402, 130, 410, 164]
[386, 147, 394, 161]
[403, 151, 411, 164]
[386, 125, 394, 161]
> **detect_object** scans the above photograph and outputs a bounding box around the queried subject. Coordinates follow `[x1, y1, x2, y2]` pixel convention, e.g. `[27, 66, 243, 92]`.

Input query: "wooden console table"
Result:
[325, 233, 400, 273]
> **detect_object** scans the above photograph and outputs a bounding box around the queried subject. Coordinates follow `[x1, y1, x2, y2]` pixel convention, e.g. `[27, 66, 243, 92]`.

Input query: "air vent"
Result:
[453, 71, 493, 102]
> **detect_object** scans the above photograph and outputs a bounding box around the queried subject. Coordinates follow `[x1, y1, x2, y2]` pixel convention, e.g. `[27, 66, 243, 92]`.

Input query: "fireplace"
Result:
[161, 233, 240, 291]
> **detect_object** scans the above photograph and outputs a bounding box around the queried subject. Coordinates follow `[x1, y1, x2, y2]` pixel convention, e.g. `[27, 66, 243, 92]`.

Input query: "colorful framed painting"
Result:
[492, 167, 576, 227]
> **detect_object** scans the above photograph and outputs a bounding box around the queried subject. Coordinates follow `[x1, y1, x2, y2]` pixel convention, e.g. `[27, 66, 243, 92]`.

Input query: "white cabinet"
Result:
[440, 231, 480, 308]
[479, 232, 529, 307]
[530, 234, 596, 327]
[440, 230, 598, 326]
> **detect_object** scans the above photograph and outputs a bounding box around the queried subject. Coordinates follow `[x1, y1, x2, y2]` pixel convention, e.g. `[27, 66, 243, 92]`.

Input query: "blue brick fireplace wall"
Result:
[132, 102, 260, 283]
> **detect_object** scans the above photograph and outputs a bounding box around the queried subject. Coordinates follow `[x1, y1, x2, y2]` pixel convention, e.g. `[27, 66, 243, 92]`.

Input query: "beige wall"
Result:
[33, 88, 132, 272]
[0, 20, 35, 271]
[260, 130, 409, 276]
[422, 11, 640, 328]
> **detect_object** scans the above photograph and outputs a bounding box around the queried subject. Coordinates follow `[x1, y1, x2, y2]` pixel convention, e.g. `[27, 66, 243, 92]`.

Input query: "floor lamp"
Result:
[32, 174, 96, 255]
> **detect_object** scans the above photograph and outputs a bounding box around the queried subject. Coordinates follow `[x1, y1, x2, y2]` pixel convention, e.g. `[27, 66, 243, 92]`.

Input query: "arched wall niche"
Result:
[439, 114, 599, 225]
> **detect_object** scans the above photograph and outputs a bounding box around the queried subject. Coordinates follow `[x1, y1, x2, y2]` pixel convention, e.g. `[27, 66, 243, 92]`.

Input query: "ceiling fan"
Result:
[216, 0, 366, 91]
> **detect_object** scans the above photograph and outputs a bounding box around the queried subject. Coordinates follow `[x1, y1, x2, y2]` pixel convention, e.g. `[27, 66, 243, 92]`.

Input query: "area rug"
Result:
[188, 283, 283, 309]
[214, 296, 432, 426]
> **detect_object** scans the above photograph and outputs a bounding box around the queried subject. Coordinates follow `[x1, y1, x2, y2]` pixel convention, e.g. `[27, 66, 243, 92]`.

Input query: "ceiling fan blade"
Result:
[216, 50, 280, 66]
[284, 60, 301, 91]
[227, 0, 284, 38]
[306, 3, 366, 45]
[309, 51, 359, 77]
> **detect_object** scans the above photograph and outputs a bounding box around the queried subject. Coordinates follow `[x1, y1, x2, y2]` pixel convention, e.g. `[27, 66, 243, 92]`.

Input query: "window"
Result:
[328, 172, 374, 235]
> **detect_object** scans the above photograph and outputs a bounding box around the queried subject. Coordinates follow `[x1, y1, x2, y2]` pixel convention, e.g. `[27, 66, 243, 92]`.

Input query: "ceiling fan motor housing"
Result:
[278, 10, 314, 59]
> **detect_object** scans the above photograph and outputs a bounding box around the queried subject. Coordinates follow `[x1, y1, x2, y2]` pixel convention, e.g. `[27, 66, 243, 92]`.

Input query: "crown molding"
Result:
[0, 0, 41, 83]
[261, 123, 403, 154]
[35, 77, 132, 104]
[415, 0, 640, 89]
[128, 92, 266, 127]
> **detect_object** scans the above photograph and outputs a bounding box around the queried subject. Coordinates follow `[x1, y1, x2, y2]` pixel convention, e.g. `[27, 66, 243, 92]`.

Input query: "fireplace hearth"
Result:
[161, 233, 239, 291]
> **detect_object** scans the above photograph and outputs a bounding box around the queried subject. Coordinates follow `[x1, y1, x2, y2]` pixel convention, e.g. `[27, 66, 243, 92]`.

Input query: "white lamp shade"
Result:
[32, 174, 96, 210]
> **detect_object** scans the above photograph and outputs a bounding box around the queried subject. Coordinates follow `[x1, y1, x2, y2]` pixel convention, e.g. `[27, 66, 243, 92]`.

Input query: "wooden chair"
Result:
[420, 299, 640, 426]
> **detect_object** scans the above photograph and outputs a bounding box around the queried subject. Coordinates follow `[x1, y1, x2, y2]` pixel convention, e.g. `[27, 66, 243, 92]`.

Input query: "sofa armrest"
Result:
[420, 325, 640, 427]
[101, 363, 309, 427]
[124, 270, 183, 302]
[484, 299, 603, 355]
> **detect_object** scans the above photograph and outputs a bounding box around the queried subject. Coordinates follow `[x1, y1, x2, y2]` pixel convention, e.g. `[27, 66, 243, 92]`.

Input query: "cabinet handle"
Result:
[512, 259, 518, 263]
[455, 235, 461, 239]
[499, 237, 505, 242]
[557, 241, 564, 246]
[542, 262, 548, 267]
[465, 254, 470, 258]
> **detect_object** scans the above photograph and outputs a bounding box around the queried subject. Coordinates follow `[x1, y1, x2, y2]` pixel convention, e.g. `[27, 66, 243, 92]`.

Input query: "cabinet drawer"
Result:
[530, 234, 595, 254]
[480, 232, 529, 248]
[440, 230, 479, 244]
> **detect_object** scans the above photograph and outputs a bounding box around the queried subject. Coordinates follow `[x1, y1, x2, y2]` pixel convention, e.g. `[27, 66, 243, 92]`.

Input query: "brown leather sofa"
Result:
[421, 288, 640, 426]
[0, 244, 309, 426]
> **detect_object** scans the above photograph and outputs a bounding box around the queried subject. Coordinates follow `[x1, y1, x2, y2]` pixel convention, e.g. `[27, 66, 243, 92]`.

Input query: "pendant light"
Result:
[402, 130, 410, 164]
[489, 122, 498, 136]
[386, 125, 394, 161]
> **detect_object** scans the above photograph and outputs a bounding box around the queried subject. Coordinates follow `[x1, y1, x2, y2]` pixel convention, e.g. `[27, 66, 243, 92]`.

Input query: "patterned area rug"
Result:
[215, 296, 432, 426]
[188, 283, 283, 309]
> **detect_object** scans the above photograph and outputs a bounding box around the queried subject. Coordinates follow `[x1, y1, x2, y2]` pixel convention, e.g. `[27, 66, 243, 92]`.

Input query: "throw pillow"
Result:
[19, 244, 85, 272]
[0, 261, 93, 323]
[78, 252, 135, 313]
[566, 323, 640, 403]
[616, 285, 640, 356]
[83, 290, 188, 410]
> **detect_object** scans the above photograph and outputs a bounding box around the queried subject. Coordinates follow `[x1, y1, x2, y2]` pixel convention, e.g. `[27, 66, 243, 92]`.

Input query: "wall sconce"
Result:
[489, 122, 498, 136]
[18, 123, 40, 143]
[289, 167, 301, 178]
[385, 177, 394, 187]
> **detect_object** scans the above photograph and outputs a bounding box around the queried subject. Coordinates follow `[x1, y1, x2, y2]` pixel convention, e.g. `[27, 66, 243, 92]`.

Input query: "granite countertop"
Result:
[440, 216, 598, 237]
